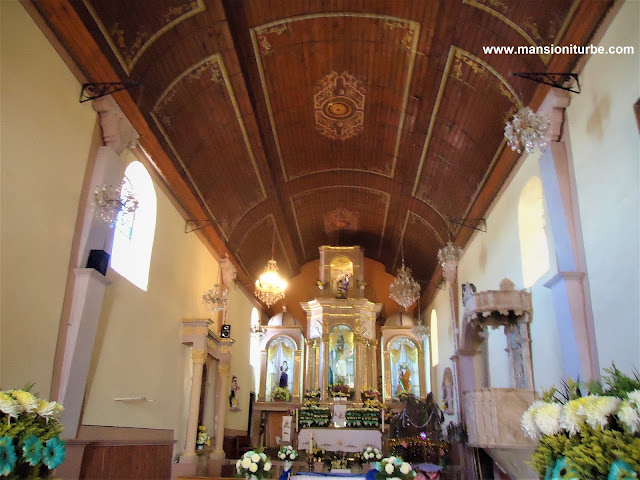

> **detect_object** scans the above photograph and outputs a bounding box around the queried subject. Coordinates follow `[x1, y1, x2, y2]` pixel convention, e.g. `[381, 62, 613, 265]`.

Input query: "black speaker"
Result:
[221, 324, 231, 338]
[87, 249, 110, 276]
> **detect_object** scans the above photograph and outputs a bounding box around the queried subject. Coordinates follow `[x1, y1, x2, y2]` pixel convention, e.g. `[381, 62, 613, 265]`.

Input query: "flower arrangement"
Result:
[304, 389, 321, 407]
[277, 445, 298, 469]
[272, 387, 290, 402]
[346, 408, 381, 428]
[361, 389, 380, 401]
[299, 406, 330, 428]
[521, 365, 640, 478]
[0, 387, 65, 478]
[196, 425, 210, 450]
[236, 449, 272, 480]
[329, 383, 353, 400]
[361, 446, 383, 463]
[373, 456, 416, 480]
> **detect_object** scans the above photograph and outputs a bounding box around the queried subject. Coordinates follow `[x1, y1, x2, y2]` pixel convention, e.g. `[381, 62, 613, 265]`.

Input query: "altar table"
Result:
[298, 428, 382, 452]
[292, 473, 366, 480]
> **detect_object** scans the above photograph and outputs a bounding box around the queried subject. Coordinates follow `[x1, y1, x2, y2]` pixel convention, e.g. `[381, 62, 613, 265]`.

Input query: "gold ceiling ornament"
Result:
[254, 227, 287, 307]
[313, 71, 366, 140]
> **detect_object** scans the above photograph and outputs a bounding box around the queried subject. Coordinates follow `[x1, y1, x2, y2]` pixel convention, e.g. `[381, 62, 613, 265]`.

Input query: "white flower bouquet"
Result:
[236, 449, 272, 480]
[277, 445, 298, 470]
[373, 456, 415, 480]
[521, 365, 640, 478]
[362, 446, 383, 462]
[277, 445, 298, 461]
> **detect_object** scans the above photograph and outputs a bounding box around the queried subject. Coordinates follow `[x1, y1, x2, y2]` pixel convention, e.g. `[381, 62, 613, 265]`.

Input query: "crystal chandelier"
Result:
[437, 241, 463, 284]
[255, 259, 287, 307]
[93, 179, 138, 227]
[389, 258, 421, 309]
[202, 284, 229, 314]
[411, 322, 430, 341]
[504, 107, 551, 154]
[250, 323, 266, 340]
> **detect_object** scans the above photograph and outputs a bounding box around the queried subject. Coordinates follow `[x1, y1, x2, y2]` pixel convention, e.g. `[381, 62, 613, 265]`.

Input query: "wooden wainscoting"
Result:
[73, 426, 175, 480]
[79, 441, 173, 479]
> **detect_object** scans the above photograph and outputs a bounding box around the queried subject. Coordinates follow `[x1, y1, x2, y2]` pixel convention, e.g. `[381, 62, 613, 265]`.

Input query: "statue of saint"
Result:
[397, 362, 412, 395]
[279, 360, 289, 388]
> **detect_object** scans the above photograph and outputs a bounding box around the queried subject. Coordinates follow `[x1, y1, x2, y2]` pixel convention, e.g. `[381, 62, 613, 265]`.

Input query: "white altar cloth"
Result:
[292, 474, 366, 480]
[298, 428, 381, 452]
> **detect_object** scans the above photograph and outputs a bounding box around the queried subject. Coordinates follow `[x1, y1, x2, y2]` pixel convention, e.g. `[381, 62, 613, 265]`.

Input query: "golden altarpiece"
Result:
[252, 246, 431, 450]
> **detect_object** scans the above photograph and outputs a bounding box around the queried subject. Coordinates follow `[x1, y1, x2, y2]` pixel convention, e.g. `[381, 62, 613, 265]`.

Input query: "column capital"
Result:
[218, 363, 231, 375]
[191, 349, 207, 364]
[538, 89, 571, 142]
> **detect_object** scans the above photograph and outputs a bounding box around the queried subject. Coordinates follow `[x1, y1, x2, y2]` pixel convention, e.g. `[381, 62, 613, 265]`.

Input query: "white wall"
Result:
[566, 0, 640, 374]
[428, 1, 640, 400]
[0, 2, 96, 394]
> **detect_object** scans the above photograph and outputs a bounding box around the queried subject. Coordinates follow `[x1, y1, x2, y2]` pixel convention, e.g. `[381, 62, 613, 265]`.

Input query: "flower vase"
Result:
[284, 460, 293, 472]
[368, 462, 377, 471]
[246, 475, 258, 480]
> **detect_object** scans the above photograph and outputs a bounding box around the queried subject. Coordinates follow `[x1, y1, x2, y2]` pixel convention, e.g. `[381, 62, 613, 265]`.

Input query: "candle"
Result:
[307, 431, 313, 455]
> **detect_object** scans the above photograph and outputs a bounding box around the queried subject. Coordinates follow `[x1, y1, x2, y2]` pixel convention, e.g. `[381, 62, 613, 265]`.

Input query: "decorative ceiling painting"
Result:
[36, 0, 614, 308]
[313, 71, 366, 141]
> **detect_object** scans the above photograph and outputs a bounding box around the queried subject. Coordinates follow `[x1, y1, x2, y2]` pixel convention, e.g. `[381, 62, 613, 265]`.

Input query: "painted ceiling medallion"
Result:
[313, 71, 366, 140]
[324, 208, 359, 234]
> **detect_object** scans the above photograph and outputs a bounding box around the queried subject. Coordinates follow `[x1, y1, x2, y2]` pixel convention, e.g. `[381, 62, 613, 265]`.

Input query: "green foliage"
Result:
[602, 364, 640, 399]
[531, 426, 640, 478]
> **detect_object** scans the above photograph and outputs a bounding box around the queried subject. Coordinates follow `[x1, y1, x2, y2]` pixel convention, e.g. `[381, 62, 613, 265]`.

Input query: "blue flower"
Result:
[0, 436, 17, 476]
[22, 435, 44, 466]
[43, 436, 66, 470]
[608, 459, 638, 480]
[550, 457, 579, 479]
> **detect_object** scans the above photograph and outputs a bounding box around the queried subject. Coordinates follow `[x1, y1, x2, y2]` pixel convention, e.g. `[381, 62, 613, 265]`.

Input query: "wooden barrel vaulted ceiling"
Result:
[34, 0, 613, 309]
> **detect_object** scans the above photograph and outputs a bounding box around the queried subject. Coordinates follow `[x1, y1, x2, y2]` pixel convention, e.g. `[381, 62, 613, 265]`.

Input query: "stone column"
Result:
[370, 340, 378, 394]
[418, 350, 427, 398]
[538, 89, 598, 380]
[294, 349, 302, 402]
[320, 334, 329, 401]
[383, 351, 392, 402]
[259, 349, 268, 401]
[313, 340, 320, 391]
[304, 339, 312, 393]
[183, 349, 207, 460]
[212, 363, 231, 459]
[353, 334, 363, 402]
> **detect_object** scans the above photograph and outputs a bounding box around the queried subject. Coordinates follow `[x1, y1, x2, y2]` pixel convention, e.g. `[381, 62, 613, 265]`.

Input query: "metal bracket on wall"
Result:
[448, 218, 487, 232]
[79, 82, 139, 102]
[513, 72, 580, 94]
[185, 219, 216, 233]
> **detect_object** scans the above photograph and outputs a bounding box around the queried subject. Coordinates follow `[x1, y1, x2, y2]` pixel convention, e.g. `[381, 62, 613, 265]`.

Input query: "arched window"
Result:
[430, 310, 439, 367]
[111, 161, 157, 290]
[249, 308, 261, 394]
[518, 176, 550, 287]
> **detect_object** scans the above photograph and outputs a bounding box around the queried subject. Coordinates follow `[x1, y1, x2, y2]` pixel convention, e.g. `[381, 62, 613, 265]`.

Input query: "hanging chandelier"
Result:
[411, 322, 430, 341]
[504, 106, 551, 154]
[202, 283, 229, 315]
[250, 323, 266, 340]
[93, 179, 138, 227]
[437, 241, 463, 283]
[255, 259, 287, 307]
[389, 258, 421, 309]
